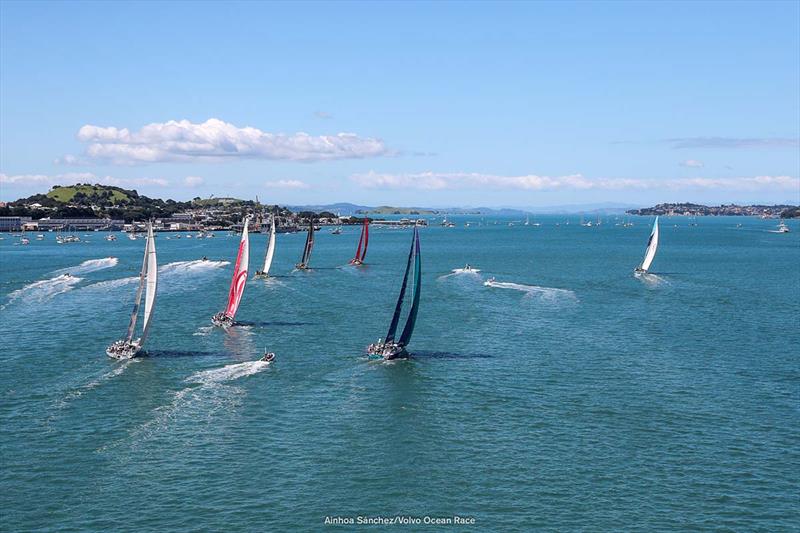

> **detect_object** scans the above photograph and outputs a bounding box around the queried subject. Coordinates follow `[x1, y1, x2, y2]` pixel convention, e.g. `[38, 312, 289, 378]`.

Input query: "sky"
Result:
[1, 0, 798, 208]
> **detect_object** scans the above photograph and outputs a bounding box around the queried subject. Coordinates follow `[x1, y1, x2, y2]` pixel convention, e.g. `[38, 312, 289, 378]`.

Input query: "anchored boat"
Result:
[634, 216, 659, 275]
[212, 215, 251, 327]
[367, 226, 421, 360]
[254, 214, 277, 278]
[107, 222, 158, 359]
[349, 218, 370, 265]
[295, 219, 315, 270]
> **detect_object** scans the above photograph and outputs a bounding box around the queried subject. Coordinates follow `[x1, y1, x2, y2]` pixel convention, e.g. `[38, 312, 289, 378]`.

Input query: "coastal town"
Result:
[627, 202, 798, 218]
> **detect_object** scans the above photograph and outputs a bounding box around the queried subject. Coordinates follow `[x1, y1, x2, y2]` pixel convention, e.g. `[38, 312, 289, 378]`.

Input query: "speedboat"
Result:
[777, 221, 790, 233]
[261, 350, 275, 363]
[331, 227, 342, 235]
[484, 276, 495, 286]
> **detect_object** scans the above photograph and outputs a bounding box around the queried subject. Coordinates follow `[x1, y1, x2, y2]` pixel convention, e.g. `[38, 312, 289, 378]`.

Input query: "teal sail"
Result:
[398, 229, 421, 346]
[384, 226, 421, 347]
[384, 227, 416, 343]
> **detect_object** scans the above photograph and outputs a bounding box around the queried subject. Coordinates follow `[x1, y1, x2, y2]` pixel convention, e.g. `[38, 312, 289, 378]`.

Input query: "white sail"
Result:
[139, 223, 158, 345]
[262, 214, 276, 275]
[639, 216, 659, 272]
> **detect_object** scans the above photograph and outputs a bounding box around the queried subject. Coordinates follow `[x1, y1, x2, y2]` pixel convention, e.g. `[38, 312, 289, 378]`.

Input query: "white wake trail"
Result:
[53, 257, 118, 275]
[186, 360, 272, 384]
[484, 280, 577, 301]
[5, 274, 83, 305]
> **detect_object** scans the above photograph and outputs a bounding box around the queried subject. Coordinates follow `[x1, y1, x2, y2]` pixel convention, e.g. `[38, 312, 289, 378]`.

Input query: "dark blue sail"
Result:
[398, 228, 421, 347]
[384, 227, 416, 343]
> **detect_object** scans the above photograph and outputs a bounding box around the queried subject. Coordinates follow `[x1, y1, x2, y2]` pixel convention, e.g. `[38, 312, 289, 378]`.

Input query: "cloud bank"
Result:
[63, 118, 389, 164]
[680, 159, 704, 168]
[350, 171, 799, 192]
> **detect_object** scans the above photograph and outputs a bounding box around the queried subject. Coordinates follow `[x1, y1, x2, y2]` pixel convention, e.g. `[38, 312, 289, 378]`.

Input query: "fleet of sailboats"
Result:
[254, 214, 277, 278]
[349, 218, 369, 265]
[634, 216, 659, 275]
[212, 215, 251, 328]
[367, 225, 421, 360]
[295, 220, 315, 270]
[96, 210, 698, 360]
[107, 222, 158, 359]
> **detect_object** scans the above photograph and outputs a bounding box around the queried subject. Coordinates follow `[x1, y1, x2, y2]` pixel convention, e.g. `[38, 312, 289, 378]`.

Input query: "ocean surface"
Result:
[1, 215, 798, 532]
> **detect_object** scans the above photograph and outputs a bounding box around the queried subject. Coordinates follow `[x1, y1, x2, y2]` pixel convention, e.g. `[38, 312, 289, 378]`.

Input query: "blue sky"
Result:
[1, 0, 798, 207]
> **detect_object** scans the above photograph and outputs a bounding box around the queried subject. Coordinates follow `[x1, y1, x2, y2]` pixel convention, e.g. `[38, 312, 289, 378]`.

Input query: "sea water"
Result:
[1, 216, 798, 531]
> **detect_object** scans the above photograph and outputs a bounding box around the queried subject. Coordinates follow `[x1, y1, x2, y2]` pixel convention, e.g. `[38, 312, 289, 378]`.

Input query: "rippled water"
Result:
[1, 216, 798, 531]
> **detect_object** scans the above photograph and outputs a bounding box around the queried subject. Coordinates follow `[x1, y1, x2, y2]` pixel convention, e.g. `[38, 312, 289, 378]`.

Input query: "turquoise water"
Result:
[1, 216, 798, 532]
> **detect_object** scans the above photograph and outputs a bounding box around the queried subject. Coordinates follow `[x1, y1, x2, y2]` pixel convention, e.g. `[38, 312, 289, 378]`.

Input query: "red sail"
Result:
[360, 219, 369, 262]
[224, 219, 250, 318]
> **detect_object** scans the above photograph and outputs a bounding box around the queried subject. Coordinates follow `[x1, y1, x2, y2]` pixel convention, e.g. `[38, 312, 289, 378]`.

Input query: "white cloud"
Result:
[680, 159, 704, 168]
[313, 111, 333, 119]
[350, 171, 799, 192]
[0, 172, 168, 188]
[63, 118, 389, 164]
[263, 179, 309, 189]
[183, 176, 204, 187]
[667, 137, 800, 149]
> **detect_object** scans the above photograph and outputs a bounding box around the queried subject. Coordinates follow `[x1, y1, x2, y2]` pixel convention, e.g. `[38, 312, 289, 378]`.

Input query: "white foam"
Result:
[160, 259, 229, 273]
[5, 274, 83, 305]
[53, 257, 118, 275]
[186, 360, 271, 384]
[484, 280, 577, 300]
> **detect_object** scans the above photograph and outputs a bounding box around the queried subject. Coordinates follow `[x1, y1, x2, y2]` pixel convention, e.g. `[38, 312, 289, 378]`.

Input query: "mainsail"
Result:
[351, 218, 370, 264]
[261, 214, 276, 275]
[124, 222, 157, 345]
[638, 216, 659, 272]
[298, 220, 315, 267]
[385, 226, 421, 346]
[224, 216, 251, 319]
[139, 223, 158, 344]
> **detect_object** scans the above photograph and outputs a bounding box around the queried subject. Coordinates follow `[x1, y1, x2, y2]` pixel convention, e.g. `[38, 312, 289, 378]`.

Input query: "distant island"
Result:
[627, 203, 799, 218]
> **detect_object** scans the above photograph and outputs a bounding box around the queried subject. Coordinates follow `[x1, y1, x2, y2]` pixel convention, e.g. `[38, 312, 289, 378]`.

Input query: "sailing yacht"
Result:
[254, 214, 277, 278]
[295, 220, 315, 270]
[367, 226, 421, 360]
[349, 218, 370, 265]
[634, 216, 659, 275]
[212, 215, 251, 328]
[107, 222, 158, 359]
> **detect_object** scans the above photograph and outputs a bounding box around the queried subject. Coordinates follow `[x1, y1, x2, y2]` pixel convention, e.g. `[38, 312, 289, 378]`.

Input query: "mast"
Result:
[262, 214, 276, 275]
[125, 223, 149, 342]
[224, 216, 251, 319]
[139, 222, 158, 345]
[398, 227, 421, 347]
[385, 227, 416, 343]
[639, 216, 660, 272]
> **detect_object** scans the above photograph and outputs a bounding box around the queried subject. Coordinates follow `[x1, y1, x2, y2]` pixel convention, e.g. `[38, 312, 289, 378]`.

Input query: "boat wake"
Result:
[186, 360, 271, 384]
[53, 257, 118, 276]
[484, 280, 577, 301]
[193, 325, 214, 336]
[160, 259, 230, 273]
[56, 359, 136, 409]
[635, 272, 668, 286]
[4, 274, 83, 306]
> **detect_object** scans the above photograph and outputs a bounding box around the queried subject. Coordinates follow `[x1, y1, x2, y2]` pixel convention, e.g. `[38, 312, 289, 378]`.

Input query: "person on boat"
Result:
[201, 256, 208, 261]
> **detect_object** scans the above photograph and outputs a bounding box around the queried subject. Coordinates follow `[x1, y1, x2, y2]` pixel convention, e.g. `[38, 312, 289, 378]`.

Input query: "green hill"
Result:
[47, 184, 131, 204]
